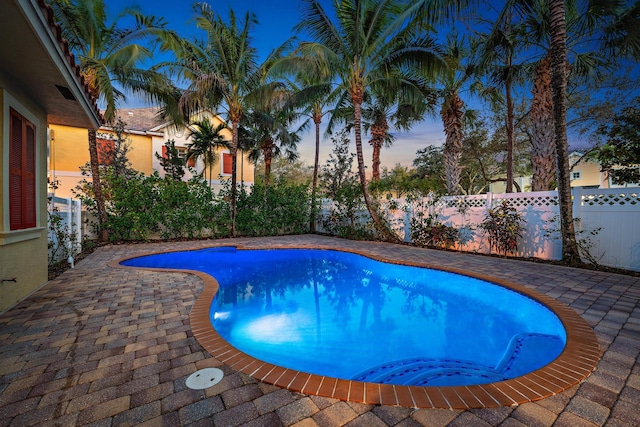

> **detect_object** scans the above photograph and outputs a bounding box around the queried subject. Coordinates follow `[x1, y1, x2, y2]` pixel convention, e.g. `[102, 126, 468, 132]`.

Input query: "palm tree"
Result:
[50, 0, 178, 242]
[549, 0, 581, 264]
[243, 105, 305, 187]
[293, 0, 442, 241]
[476, 10, 529, 194]
[186, 119, 230, 186]
[360, 89, 433, 182]
[273, 65, 335, 232]
[163, 4, 265, 237]
[437, 34, 477, 196]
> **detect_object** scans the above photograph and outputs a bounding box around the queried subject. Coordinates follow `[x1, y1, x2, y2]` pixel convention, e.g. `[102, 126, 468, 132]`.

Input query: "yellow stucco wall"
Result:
[571, 158, 602, 187]
[49, 124, 153, 198]
[0, 86, 49, 314]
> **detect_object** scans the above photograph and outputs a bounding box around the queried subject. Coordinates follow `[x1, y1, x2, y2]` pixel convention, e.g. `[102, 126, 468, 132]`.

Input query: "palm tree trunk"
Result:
[371, 139, 382, 181]
[505, 74, 515, 193]
[88, 129, 109, 243]
[531, 56, 556, 191]
[441, 92, 464, 196]
[310, 117, 321, 233]
[208, 147, 213, 187]
[230, 121, 239, 237]
[353, 99, 398, 242]
[264, 146, 272, 188]
[550, 0, 581, 264]
[370, 113, 388, 182]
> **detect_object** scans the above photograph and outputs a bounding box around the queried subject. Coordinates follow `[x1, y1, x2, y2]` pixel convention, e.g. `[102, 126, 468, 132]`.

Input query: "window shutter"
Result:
[9, 112, 23, 230]
[97, 138, 115, 165]
[161, 145, 168, 158]
[187, 156, 195, 168]
[223, 153, 232, 175]
[24, 122, 36, 228]
[9, 108, 37, 230]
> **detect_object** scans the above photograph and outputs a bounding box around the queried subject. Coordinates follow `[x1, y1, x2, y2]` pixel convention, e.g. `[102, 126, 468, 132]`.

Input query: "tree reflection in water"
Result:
[122, 247, 566, 386]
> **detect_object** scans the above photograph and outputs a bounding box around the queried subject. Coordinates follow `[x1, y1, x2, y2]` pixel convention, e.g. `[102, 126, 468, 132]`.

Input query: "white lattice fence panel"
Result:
[580, 191, 639, 207]
[492, 191, 559, 208]
[441, 195, 488, 209]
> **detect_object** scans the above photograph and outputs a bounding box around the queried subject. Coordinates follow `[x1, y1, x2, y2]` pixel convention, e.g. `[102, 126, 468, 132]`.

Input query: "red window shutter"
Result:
[24, 122, 36, 228]
[187, 156, 195, 168]
[97, 138, 115, 165]
[9, 111, 23, 230]
[161, 146, 168, 158]
[223, 153, 232, 175]
[9, 108, 37, 230]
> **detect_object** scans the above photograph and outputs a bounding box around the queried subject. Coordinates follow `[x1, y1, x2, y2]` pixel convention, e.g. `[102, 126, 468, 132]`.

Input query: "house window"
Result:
[97, 138, 115, 165]
[161, 144, 194, 168]
[177, 147, 196, 167]
[176, 147, 187, 159]
[571, 171, 581, 180]
[9, 108, 37, 230]
[222, 152, 232, 175]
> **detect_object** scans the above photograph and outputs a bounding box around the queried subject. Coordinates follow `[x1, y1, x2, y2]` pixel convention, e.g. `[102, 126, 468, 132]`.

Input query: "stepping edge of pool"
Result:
[111, 244, 601, 409]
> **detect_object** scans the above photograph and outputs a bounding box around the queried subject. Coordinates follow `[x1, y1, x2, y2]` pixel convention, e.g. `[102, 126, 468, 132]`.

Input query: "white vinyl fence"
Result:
[47, 195, 82, 265]
[318, 188, 640, 272]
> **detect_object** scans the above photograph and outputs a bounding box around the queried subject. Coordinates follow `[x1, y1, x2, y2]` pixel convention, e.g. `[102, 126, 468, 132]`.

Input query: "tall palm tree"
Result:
[437, 34, 477, 195]
[50, 0, 178, 242]
[186, 119, 230, 186]
[549, 0, 581, 264]
[276, 66, 335, 233]
[163, 4, 264, 237]
[293, 0, 442, 241]
[476, 11, 528, 194]
[293, 80, 334, 232]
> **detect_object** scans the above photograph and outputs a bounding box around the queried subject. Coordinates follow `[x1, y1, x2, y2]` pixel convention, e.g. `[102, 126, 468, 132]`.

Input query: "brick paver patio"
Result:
[1, 234, 639, 426]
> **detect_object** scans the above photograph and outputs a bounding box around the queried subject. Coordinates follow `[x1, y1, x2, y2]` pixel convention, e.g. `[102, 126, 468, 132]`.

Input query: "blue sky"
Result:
[113, 1, 330, 61]
[108, 0, 446, 169]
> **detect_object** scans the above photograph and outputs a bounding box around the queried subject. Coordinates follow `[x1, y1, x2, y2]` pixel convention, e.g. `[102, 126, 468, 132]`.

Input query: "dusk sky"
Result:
[109, 0, 447, 171]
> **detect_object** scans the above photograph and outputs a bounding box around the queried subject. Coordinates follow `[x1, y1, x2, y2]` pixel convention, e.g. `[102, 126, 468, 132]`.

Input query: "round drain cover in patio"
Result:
[186, 368, 224, 389]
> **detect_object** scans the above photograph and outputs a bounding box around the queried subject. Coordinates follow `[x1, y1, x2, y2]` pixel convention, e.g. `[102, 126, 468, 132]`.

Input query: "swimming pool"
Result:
[119, 244, 599, 408]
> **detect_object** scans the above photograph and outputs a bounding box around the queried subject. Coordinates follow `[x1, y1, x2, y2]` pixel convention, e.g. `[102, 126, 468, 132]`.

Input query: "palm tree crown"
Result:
[186, 119, 231, 185]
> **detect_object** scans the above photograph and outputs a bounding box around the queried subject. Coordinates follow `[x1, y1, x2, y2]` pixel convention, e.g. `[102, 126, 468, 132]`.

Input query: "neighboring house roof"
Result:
[106, 107, 230, 136]
[114, 107, 165, 133]
[1, 0, 102, 129]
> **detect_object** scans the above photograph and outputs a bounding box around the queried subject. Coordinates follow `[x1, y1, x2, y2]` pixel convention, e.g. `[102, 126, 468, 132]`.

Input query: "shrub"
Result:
[479, 200, 526, 256]
[236, 179, 311, 236]
[410, 214, 459, 249]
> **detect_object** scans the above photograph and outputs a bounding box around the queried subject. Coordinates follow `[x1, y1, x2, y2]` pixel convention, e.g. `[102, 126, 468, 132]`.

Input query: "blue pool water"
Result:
[122, 247, 566, 386]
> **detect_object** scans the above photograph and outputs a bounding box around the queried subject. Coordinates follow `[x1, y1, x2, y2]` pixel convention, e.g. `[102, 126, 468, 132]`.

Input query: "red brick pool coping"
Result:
[112, 243, 601, 409]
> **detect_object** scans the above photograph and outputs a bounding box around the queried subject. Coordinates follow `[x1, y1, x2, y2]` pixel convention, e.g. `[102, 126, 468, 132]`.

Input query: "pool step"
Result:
[352, 333, 565, 386]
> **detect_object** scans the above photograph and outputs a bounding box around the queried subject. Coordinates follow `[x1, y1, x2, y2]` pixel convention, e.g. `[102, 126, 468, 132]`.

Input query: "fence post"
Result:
[75, 199, 82, 251]
[404, 203, 412, 243]
[486, 192, 493, 208]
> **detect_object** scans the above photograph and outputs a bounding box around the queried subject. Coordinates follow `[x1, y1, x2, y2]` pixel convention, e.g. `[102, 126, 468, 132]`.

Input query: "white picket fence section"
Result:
[318, 187, 640, 272]
[47, 195, 82, 265]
